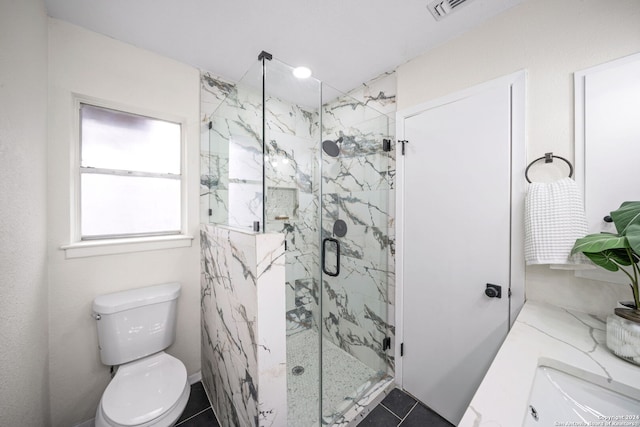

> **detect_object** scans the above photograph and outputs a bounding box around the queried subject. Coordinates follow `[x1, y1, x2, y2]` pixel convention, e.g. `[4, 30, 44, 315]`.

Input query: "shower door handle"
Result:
[322, 237, 340, 277]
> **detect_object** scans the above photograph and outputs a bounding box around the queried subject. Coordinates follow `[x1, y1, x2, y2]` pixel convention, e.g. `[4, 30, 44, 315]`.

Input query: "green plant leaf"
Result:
[571, 233, 629, 255]
[610, 201, 640, 235]
[607, 248, 636, 266]
[572, 202, 640, 308]
[625, 223, 640, 256]
[583, 251, 621, 271]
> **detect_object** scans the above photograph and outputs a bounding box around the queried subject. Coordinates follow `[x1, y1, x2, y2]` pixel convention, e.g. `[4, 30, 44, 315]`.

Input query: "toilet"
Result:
[93, 283, 190, 427]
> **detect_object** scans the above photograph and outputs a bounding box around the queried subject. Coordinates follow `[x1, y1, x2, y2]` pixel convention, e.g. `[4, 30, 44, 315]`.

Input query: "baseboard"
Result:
[188, 370, 202, 384]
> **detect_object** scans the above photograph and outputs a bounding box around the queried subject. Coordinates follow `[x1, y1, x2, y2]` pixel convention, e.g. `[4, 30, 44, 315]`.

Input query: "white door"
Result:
[398, 75, 523, 425]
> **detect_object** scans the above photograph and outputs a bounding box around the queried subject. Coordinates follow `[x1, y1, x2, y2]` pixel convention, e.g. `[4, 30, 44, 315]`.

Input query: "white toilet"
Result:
[93, 282, 190, 427]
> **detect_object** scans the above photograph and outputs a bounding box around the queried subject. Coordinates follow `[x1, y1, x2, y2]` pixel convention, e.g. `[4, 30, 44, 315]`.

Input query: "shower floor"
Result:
[286, 328, 387, 426]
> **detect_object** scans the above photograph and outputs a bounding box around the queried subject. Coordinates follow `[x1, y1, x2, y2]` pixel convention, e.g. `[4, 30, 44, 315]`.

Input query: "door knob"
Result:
[485, 283, 502, 299]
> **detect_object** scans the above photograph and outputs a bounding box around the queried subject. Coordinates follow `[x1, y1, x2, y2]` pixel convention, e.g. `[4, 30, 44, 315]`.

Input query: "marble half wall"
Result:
[200, 224, 286, 427]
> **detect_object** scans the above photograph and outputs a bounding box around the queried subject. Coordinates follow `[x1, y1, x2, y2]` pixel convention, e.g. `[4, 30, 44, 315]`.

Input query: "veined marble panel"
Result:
[201, 71, 236, 114]
[256, 232, 287, 426]
[202, 72, 263, 229]
[201, 72, 237, 223]
[265, 131, 316, 193]
[321, 261, 394, 371]
[265, 95, 317, 138]
[227, 182, 261, 230]
[288, 276, 319, 334]
[460, 302, 640, 427]
[338, 71, 397, 118]
[201, 224, 286, 427]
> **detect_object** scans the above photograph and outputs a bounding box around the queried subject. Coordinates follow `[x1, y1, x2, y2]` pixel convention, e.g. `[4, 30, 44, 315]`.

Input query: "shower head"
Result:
[322, 137, 343, 158]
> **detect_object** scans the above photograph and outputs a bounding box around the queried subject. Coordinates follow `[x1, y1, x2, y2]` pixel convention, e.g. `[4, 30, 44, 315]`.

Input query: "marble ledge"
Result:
[206, 223, 262, 235]
[459, 301, 640, 427]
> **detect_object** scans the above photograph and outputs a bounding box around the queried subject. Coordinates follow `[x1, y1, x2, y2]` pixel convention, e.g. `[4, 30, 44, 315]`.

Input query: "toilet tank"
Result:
[93, 282, 181, 366]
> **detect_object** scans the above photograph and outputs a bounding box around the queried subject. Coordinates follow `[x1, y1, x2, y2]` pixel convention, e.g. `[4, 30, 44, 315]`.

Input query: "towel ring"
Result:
[525, 152, 573, 183]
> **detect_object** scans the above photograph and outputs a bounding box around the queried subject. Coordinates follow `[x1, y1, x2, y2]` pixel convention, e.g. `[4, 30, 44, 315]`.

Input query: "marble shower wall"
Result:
[320, 73, 397, 373]
[200, 224, 286, 426]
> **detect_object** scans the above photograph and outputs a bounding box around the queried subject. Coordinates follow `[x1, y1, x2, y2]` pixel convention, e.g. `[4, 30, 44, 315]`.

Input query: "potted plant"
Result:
[571, 201, 640, 365]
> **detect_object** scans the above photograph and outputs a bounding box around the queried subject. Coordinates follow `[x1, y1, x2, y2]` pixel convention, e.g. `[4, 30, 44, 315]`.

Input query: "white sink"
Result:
[523, 364, 640, 426]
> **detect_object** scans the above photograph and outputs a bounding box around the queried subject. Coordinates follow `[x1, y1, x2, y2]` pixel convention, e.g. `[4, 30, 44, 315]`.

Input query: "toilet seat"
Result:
[99, 352, 189, 427]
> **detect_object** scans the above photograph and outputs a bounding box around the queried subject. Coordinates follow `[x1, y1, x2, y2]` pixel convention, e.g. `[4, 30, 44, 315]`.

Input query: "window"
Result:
[79, 103, 182, 240]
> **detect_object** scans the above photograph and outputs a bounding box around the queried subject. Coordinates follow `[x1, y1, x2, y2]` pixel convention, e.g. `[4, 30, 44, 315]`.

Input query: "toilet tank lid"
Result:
[93, 282, 181, 315]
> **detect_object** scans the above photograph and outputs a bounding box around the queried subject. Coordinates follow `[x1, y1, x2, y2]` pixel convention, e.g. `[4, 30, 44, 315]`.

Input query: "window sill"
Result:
[61, 234, 194, 259]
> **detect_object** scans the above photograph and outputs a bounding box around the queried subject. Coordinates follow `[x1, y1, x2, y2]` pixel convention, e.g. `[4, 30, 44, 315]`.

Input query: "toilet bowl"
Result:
[92, 283, 190, 427]
[95, 352, 190, 427]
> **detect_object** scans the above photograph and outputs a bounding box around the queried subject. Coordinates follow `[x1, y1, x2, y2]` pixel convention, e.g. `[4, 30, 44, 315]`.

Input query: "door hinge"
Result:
[508, 288, 512, 298]
[398, 139, 409, 155]
[383, 139, 392, 152]
[400, 343, 404, 357]
[382, 336, 391, 351]
[208, 208, 212, 216]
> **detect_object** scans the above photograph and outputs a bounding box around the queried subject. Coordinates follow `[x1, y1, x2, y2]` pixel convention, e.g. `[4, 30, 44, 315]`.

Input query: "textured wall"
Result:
[0, 0, 50, 425]
[397, 0, 640, 316]
[47, 19, 201, 426]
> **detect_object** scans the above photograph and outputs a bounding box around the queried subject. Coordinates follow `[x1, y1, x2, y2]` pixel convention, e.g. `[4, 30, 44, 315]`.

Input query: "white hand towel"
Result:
[524, 177, 592, 269]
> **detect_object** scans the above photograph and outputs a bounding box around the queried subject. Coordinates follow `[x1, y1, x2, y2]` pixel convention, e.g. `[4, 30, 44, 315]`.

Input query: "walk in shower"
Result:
[201, 52, 395, 426]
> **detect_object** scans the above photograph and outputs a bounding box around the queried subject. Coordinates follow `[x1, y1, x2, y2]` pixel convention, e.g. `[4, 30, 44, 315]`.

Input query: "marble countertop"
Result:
[459, 301, 640, 426]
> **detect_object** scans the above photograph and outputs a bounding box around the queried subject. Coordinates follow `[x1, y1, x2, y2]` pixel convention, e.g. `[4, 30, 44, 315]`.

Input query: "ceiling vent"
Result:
[427, 0, 474, 21]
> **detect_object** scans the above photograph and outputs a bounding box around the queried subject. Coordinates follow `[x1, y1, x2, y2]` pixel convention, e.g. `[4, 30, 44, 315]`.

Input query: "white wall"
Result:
[47, 19, 201, 426]
[0, 0, 50, 425]
[397, 0, 640, 316]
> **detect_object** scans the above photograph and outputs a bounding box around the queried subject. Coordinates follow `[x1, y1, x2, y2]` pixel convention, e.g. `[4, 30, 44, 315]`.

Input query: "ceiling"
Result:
[44, 0, 526, 93]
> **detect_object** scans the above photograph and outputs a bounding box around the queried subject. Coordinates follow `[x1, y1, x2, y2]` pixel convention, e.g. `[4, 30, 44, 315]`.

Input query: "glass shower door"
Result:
[319, 87, 393, 424]
[260, 56, 393, 425]
[262, 58, 323, 427]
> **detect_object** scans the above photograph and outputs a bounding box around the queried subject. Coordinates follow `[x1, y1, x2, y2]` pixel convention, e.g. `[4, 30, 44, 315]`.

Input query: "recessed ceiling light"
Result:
[292, 66, 312, 79]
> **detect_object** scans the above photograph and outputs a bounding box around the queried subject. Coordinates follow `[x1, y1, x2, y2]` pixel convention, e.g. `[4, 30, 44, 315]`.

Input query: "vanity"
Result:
[459, 301, 640, 426]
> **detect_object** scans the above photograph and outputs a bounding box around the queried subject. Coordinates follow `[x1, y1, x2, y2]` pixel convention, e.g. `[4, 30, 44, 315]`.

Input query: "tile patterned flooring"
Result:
[360, 388, 454, 427]
[175, 382, 219, 427]
[178, 381, 453, 426]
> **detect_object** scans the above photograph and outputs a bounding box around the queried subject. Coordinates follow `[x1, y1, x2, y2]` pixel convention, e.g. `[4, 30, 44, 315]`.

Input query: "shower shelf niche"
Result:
[267, 186, 298, 221]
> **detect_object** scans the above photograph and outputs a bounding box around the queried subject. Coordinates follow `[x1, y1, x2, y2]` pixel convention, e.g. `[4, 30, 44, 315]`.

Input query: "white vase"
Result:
[606, 309, 640, 366]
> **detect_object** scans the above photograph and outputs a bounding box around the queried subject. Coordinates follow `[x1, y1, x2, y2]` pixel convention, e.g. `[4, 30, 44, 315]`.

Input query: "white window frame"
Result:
[62, 95, 193, 258]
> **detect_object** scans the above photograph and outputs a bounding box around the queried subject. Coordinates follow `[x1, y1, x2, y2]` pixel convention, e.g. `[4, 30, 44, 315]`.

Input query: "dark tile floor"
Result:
[360, 388, 455, 427]
[175, 381, 220, 427]
[178, 382, 453, 427]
